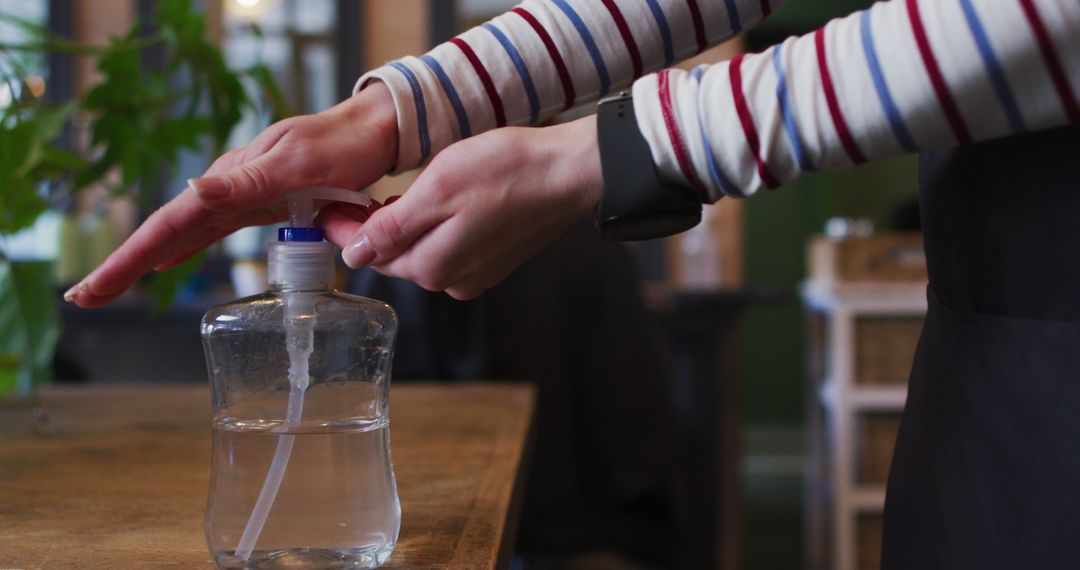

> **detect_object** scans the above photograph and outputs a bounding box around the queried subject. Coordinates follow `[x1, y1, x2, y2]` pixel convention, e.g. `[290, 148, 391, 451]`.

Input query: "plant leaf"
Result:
[248, 63, 293, 121]
[148, 250, 205, 316]
[0, 0, 275, 312]
[0, 179, 46, 235]
[10, 260, 59, 384]
[0, 261, 29, 396]
[37, 147, 86, 174]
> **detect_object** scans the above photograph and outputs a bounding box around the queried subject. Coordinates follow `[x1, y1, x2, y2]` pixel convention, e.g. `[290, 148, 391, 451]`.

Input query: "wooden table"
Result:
[0, 384, 535, 569]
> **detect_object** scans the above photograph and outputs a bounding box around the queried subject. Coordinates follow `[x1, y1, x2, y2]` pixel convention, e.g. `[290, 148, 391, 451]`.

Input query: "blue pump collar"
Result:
[278, 227, 324, 242]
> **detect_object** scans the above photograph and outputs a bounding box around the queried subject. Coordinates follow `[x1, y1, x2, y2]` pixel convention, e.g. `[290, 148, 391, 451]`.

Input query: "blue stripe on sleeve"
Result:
[772, 44, 815, 172]
[389, 61, 431, 162]
[419, 55, 472, 138]
[482, 23, 541, 125]
[959, 0, 1026, 134]
[723, 0, 743, 34]
[860, 10, 918, 153]
[643, 0, 674, 67]
[552, 0, 611, 96]
[692, 66, 743, 197]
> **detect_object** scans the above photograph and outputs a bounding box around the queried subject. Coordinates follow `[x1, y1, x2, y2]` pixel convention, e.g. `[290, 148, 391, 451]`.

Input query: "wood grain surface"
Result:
[0, 383, 534, 569]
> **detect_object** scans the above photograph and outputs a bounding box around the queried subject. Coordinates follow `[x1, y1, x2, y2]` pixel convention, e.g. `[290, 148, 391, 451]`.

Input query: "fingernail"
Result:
[189, 177, 231, 199]
[384, 195, 401, 206]
[63, 283, 80, 303]
[334, 203, 371, 222]
[342, 235, 375, 268]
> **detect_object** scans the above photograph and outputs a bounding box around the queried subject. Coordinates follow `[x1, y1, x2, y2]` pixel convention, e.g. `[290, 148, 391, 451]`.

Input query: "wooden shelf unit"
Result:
[802, 281, 927, 570]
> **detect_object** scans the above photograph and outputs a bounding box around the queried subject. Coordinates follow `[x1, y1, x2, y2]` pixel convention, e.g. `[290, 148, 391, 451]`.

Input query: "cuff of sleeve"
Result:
[632, 69, 741, 203]
[631, 75, 688, 189]
[631, 73, 724, 204]
[355, 64, 424, 173]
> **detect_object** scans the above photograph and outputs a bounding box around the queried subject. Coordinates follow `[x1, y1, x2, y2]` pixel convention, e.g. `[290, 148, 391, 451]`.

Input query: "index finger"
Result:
[66, 189, 214, 308]
[64, 145, 258, 307]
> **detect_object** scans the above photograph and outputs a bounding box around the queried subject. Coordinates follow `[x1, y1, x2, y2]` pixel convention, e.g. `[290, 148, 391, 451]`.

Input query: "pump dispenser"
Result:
[202, 189, 399, 570]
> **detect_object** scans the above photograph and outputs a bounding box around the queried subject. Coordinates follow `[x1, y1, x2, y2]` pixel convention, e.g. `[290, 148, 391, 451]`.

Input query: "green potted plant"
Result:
[0, 0, 283, 415]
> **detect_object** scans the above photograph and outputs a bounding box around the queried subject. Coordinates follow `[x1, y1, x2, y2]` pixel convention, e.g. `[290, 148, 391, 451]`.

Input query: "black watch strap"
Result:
[595, 91, 702, 241]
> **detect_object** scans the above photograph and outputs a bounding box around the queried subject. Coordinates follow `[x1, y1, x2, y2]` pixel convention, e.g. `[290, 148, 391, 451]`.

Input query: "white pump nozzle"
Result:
[283, 186, 374, 228]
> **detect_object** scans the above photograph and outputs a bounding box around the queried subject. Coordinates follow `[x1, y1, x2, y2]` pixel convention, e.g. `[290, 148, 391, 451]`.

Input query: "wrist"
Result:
[333, 82, 398, 172]
[541, 115, 602, 219]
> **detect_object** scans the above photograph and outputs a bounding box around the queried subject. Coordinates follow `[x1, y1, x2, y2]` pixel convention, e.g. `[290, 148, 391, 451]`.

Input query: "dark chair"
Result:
[348, 220, 677, 567]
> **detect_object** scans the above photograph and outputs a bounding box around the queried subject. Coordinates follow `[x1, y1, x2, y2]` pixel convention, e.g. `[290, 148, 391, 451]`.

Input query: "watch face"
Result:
[600, 210, 702, 241]
[599, 91, 632, 105]
[596, 90, 702, 242]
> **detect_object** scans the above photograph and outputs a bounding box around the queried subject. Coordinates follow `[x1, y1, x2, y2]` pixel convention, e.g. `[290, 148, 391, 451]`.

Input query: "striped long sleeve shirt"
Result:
[355, 0, 1080, 202]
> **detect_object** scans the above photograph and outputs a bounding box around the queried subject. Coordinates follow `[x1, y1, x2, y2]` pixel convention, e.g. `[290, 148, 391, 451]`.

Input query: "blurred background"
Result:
[0, 1, 928, 569]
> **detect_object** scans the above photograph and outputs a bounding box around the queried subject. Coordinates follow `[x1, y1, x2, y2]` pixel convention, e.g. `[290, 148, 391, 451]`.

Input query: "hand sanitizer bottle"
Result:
[201, 190, 400, 569]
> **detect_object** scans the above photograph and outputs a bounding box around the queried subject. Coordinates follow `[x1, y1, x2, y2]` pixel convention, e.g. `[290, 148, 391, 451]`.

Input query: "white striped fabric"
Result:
[356, 0, 778, 171]
[359, 0, 1080, 202]
[637, 0, 1079, 200]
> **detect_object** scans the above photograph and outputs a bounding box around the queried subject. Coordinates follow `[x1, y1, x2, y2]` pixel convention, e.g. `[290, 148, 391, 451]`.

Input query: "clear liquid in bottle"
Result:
[208, 413, 399, 570]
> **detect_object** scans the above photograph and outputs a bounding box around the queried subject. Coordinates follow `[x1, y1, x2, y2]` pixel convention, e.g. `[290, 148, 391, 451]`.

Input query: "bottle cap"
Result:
[266, 187, 373, 288]
[268, 239, 334, 286]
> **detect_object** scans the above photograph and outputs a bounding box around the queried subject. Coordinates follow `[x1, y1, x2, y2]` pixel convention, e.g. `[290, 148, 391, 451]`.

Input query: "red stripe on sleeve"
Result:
[511, 7, 576, 111]
[658, 70, 707, 200]
[601, 0, 643, 79]
[686, 0, 707, 54]
[729, 55, 781, 190]
[815, 28, 867, 165]
[906, 0, 972, 144]
[1018, 0, 1080, 123]
[449, 37, 507, 127]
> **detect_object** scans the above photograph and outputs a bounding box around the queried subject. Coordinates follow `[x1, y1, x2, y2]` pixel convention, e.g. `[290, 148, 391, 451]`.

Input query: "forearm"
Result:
[638, 0, 1080, 201]
[357, 0, 786, 170]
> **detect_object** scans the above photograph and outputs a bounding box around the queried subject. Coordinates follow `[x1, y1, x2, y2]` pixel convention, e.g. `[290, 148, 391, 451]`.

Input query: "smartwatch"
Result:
[594, 91, 702, 241]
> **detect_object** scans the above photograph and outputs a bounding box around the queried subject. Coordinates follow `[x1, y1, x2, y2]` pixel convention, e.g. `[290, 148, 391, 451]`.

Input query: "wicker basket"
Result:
[808, 233, 927, 283]
[858, 513, 885, 570]
[855, 316, 924, 386]
[856, 412, 903, 485]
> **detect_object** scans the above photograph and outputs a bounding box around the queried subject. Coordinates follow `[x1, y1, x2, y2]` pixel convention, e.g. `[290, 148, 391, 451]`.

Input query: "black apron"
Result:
[882, 125, 1080, 569]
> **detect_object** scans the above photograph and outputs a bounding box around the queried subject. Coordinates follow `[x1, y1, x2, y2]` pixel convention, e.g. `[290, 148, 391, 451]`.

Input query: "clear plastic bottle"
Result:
[202, 223, 400, 570]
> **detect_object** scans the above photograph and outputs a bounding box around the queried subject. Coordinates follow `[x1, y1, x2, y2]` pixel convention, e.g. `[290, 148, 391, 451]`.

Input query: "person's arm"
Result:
[67, 0, 785, 308]
[636, 0, 1079, 200]
[64, 84, 398, 308]
[358, 0, 785, 171]
[317, 0, 1079, 300]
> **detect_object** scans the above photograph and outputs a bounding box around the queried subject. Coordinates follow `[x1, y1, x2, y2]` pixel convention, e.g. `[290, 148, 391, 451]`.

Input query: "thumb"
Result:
[189, 153, 297, 211]
[340, 196, 441, 269]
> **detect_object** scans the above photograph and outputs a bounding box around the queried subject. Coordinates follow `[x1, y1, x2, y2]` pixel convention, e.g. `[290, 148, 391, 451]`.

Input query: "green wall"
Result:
[741, 158, 919, 425]
[739, 0, 920, 425]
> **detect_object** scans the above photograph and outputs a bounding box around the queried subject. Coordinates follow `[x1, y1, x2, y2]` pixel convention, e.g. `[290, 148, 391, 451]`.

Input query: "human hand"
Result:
[317, 115, 602, 300]
[65, 83, 397, 308]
